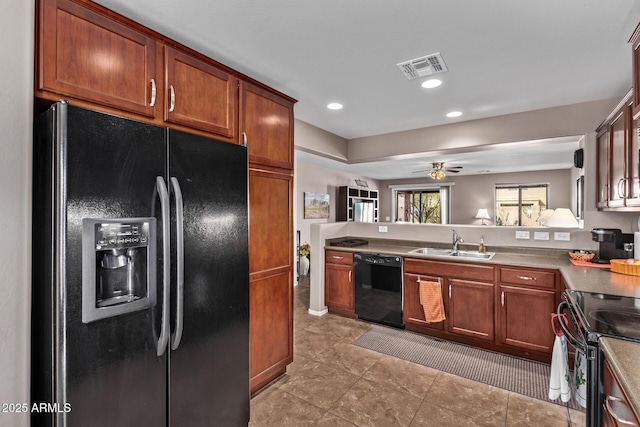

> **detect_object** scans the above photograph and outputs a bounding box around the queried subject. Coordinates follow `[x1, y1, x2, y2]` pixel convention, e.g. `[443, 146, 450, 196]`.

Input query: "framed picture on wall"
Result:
[576, 175, 584, 219]
[304, 192, 330, 219]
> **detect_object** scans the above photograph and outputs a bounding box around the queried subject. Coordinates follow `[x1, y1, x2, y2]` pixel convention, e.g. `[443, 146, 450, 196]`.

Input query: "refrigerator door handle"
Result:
[156, 176, 171, 356]
[170, 177, 185, 350]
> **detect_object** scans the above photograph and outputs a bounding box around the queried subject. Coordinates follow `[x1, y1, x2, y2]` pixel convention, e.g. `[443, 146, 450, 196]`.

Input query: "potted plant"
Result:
[299, 242, 310, 276]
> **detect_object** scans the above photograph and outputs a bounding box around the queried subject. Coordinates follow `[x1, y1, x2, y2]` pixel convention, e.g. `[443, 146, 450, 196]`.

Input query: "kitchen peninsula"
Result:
[309, 221, 640, 421]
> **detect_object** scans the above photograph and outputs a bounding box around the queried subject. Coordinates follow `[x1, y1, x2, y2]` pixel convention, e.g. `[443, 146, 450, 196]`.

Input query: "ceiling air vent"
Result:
[397, 52, 448, 80]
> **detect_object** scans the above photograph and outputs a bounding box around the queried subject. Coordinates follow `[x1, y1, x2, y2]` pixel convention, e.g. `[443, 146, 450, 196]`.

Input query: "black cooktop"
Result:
[565, 290, 640, 342]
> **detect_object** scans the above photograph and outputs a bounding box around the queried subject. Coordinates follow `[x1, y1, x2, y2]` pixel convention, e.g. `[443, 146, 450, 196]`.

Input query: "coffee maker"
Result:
[590, 228, 634, 263]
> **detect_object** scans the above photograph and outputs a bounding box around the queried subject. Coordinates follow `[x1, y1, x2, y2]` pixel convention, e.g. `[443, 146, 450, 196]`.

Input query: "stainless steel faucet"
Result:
[452, 229, 464, 252]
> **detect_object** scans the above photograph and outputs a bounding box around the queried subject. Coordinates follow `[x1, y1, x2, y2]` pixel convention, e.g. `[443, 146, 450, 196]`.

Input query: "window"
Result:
[495, 184, 548, 226]
[393, 185, 451, 224]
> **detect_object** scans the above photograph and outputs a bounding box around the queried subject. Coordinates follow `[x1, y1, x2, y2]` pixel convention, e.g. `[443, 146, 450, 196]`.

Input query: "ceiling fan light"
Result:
[430, 170, 437, 179]
[436, 170, 445, 179]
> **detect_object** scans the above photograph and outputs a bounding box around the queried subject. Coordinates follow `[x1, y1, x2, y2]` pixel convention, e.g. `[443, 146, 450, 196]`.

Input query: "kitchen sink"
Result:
[408, 248, 454, 256]
[450, 250, 496, 260]
[408, 248, 495, 260]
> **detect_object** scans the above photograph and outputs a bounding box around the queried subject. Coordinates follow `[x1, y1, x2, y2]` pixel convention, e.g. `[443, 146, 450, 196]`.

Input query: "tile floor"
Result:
[250, 276, 586, 426]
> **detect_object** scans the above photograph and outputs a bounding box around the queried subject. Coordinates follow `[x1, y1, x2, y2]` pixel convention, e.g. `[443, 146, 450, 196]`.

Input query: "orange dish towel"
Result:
[419, 280, 446, 323]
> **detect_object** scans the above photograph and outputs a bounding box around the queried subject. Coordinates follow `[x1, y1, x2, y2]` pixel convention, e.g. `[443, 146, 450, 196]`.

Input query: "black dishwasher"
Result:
[354, 253, 404, 328]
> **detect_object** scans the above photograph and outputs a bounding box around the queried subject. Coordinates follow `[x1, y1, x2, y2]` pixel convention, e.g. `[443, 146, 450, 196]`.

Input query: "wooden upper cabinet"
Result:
[164, 46, 237, 139]
[37, 0, 158, 117]
[631, 22, 640, 119]
[240, 81, 294, 169]
[596, 127, 610, 208]
[608, 108, 628, 207]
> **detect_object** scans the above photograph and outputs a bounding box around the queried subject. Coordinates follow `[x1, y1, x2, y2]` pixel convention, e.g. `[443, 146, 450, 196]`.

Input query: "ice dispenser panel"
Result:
[82, 218, 157, 323]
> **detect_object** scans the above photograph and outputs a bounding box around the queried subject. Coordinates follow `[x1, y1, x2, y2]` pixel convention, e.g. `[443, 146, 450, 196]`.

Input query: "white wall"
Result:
[0, 2, 33, 426]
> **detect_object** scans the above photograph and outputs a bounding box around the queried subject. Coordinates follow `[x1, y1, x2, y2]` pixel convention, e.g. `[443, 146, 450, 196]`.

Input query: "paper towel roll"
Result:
[635, 232, 640, 260]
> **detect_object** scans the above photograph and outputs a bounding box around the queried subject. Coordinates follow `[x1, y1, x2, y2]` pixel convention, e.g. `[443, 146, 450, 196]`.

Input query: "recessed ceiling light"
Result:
[446, 111, 462, 118]
[327, 102, 343, 110]
[421, 79, 442, 89]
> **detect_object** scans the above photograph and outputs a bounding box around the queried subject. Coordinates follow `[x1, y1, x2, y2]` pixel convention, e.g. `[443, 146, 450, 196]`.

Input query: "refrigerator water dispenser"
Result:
[82, 218, 157, 323]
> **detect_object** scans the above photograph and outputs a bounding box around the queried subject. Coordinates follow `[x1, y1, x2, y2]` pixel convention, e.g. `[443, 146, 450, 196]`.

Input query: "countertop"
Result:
[326, 237, 640, 413]
[326, 237, 640, 297]
[600, 337, 640, 422]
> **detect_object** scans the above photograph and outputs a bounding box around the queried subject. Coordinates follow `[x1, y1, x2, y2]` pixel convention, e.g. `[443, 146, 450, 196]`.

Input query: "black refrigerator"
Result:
[32, 101, 250, 426]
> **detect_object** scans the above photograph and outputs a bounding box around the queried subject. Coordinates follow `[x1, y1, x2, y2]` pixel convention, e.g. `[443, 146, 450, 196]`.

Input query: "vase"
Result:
[300, 255, 310, 276]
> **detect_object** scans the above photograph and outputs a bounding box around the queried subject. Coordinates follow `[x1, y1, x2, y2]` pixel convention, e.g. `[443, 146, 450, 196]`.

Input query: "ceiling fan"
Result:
[413, 162, 463, 179]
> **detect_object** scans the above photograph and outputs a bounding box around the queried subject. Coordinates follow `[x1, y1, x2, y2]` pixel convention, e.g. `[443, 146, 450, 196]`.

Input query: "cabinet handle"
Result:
[169, 85, 176, 112]
[449, 284, 452, 299]
[242, 132, 248, 146]
[150, 79, 156, 107]
[517, 275, 535, 281]
[348, 271, 352, 283]
[332, 256, 344, 260]
[501, 291, 505, 306]
[618, 178, 626, 199]
[605, 395, 637, 426]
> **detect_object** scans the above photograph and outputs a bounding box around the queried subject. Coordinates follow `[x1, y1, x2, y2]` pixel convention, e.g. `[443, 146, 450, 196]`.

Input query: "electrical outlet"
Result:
[534, 232, 549, 241]
[515, 231, 530, 239]
[385, 216, 391, 221]
[554, 232, 571, 241]
[378, 225, 388, 233]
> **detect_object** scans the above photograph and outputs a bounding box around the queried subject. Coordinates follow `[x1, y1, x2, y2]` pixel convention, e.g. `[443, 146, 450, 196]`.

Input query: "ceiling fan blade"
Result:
[445, 169, 461, 173]
[447, 166, 463, 169]
[412, 169, 433, 173]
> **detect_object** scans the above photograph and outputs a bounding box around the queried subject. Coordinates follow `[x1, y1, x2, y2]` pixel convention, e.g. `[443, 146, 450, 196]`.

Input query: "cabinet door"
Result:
[248, 169, 292, 274]
[624, 102, 640, 205]
[499, 285, 555, 353]
[403, 273, 445, 331]
[609, 108, 627, 207]
[632, 23, 640, 119]
[38, 0, 157, 117]
[248, 168, 293, 394]
[325, 263, 354, 315]
[249, 271, 292, 393]
[597, 128, 611, 208]
[165, 46, 237, 138]
[448, 279, 494, 341]
[240, 81, 294, 169]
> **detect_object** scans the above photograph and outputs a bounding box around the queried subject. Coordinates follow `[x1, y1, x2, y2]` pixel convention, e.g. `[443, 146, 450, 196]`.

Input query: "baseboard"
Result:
[308, 307, 328, 316]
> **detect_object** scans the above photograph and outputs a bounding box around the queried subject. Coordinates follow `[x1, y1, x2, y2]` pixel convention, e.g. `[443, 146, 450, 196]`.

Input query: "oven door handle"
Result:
[557, 301, 587, 353]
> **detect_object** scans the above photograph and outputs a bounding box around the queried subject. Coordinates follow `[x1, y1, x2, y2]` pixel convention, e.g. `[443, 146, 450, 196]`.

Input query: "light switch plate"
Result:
[554, 232, 571, 241]
[516, 231, 530, 239]
[378, 225, 388, 233]
[534, 232, 549, 240]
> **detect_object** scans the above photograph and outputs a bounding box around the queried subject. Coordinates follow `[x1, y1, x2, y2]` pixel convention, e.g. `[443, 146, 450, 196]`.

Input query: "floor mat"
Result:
[352, 324, 583, 410]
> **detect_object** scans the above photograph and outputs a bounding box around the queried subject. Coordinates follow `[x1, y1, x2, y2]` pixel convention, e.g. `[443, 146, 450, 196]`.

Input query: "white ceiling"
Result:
[95, 0, 640, 179]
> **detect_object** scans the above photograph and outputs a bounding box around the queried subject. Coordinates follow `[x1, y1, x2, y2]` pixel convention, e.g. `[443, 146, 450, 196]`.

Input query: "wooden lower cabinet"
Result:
[400, 258, 558, 363]
[602, 358, 640, 427]
[403, 272, 445, 331]
[249, 271, 292, 393]
[248, 168, 293, 394]
[403, 259, 495, 342]
[449, 279, 494, 341]
[498, 285, 555, 353]
[498, 266, 557, 355]
[324, 250, 355, 317]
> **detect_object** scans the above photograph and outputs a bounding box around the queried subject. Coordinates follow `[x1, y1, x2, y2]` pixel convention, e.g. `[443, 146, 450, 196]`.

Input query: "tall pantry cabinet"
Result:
[241, 81, 296, 394]
[35, 0, 297, 396]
